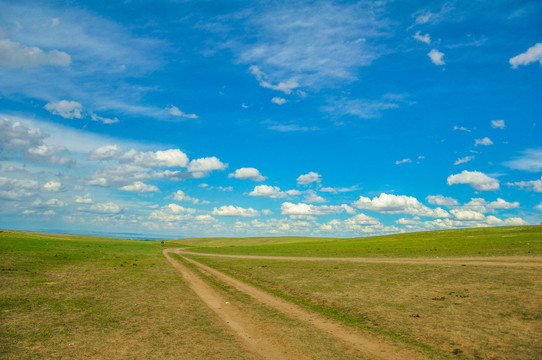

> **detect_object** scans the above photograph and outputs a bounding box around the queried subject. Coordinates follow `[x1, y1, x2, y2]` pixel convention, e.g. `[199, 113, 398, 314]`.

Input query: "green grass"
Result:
[0, 230, 252, 359]
[169, 226, 542, 258]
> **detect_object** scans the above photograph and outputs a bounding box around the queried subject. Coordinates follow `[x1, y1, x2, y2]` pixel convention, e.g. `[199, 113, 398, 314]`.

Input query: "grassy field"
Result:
[0, 230, 253, 359]
[170, 226, 542, 258]
[1, 226, 541, 359]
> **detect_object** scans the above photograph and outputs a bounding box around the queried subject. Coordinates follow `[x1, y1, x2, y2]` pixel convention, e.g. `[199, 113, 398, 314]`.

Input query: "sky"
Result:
[0, 0, 541, 239]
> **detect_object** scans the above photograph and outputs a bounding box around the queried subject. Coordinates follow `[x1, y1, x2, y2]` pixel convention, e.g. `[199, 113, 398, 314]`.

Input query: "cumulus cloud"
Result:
[166, 105, 198, 119]
[119, 181, 159, 193]
[172, 190, 200, 204]
[121, 149, 189, 168]
[353, 193, 449, 217]
[87, 202, 122, 214]
[0, 117, 47, 153]
[304, 190, 326, 203]
[491, 120, 505, 129]
[344, 213, 380, 226]
[447, 170, 499, 191]
[229, 167, 266, 181]
[475, 137, 493, 146]
[43, 180, 63, 192]
[271, 97, 287, 105]
[297, 171, 321, 185]
[249, 185, 287, 199]
[413, 31, 431, 44]
[26, 144, 75, 166]
[0, 38, 71, 68]
[487, 198, 519, 210]
[428, 49, 445, 65]
[509, 43, 542, 68]
[455, 155, 474, 165]
[0, 176, 39, 200]
[450, 209, 485, 221]
[506, 177, 542, 192]
[426, 195, 458, 206]
[74, 194, 93, 204]
[504, 148, 542, 172]
[249, 66, 299, 94]
[281, 202, 355, 216]
[212, 205, 259, 217]
[88, 145, 122, 161]
[44, 100, 83, 119]
[187, 157, 228, 177]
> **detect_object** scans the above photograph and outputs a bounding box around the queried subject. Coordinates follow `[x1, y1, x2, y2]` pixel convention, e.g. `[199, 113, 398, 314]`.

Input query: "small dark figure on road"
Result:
[161, 240, 164, 247]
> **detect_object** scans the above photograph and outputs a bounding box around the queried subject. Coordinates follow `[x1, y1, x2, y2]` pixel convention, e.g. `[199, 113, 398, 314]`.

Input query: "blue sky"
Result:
[0, 0, 541, 238]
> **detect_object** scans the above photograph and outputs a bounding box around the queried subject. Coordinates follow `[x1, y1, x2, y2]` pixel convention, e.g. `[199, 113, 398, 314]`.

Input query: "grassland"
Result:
[170, 226, 542, 258]
[0, 230, 253, 359]
[1, 226, 541, 359]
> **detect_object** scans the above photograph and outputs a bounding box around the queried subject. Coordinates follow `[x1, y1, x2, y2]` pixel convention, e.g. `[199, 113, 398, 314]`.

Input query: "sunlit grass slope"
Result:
[170, 226, 542, 257]
[0, 230, 251, 359]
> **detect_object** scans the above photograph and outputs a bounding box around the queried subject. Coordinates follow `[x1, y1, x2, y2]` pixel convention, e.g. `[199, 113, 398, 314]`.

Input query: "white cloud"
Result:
[304, 190, 326, 203]
[91, 113, 119, 124]
[0, 176, 39, 200]
[43, 180, 62, 192]
[297, 171, 321, 185]
[428, 49, 445, 65]
[212, 205, 259, 217]
[319, 186, 358, 193]
[453, 125, 471, 132]
[323, 96, 403, 119]
[491, 120, 505, 129]
[271, 97, 287, 105]
[249, 66, 299, 94]
[229, 167, 266, 181]
[88, 145, 122, 161]
[487, 198, 519, 210]
[395, 158, 412, 165]
[504, 149, 542, 172]
[249, 185, 287, 199]
[121, 149, 189, 168]
[450, 209, 485, 221]
[88, 202, 122, 214]
[166, 105, 198, 119]
[281, 202, 355, 216]
[475, 137, 493, 146]
[426, 195, 458, 206]
[506, 177, 542, 193]
[172, 190, 200, 204]
[267, 124, 319, 132]
[535, 202, 542, 211]
[0, 38, 71, 68]
[166, 203, 196, 214]
[455, 156, 474, 165]
[195, 214, 216, 222]
[509, 43, 542, 68]
[119, 181, 159, 193]
[459, 198, 489, 213]
[503, 217, 527, 225]
[44, 100, 83, 119]
[447, 170, 500, 191]
[353, 193, 449, 217]
[74, 194, 93, 204]
[413, 31, 431, 44]
[187, 157, 228, 177]
[344, 213, 380, 226]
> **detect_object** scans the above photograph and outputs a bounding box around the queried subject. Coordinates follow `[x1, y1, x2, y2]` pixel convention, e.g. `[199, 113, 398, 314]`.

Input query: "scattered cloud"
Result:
[447, 170, 500, 191]
[120, 181, 159, 193]
[187, 157, 228, 177]
[428, 49, 445, 66]
[166, 105, 198, 119]
[212, 205, 259, 217]
[491, 120, 505, 129]
[0, 38, 71, 68]
[395, 158, 412, 165]
[426, 195, 458, 206]
[121, 149, 189, 168]
[509, 43, 542, 68]
[43, 180, 63, 192]
[475, 137, 493, 146]
[267, 124, 319, 132]
[304, 190, 326, 203]
[504, 148, 542, 172]
[229, 167, 266, 181]
[271, 97, 287, 105]
[91, 113, 119, 124]
[249, 66, 299, 94]
[506, 177, 542, 192]
[44, 100, 83, 119]
[89, 145, 123, 161]
[172, 190, 201, 204]
[353, 193, 450, 217]
[249, 185, 288, 199]
[323, 95, 405, 119]
[535, 202, 542, 211]
[413, 31, 431, 44]
[297, 171, 321, 185]
[455, 155, 474, 165]
[487, 198, 519, 209]
[281, 202, 355, 216]
[453, 125, 471, 132]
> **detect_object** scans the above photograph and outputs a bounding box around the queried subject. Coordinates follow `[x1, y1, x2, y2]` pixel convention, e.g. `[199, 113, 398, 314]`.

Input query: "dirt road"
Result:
[164, 249, 431, 360]
[175, 250, 542, 267]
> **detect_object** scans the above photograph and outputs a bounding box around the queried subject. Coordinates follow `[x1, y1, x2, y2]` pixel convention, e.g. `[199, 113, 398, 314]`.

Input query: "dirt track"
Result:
[176, 250, 542, 267]
[164, 249, 429, 360]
